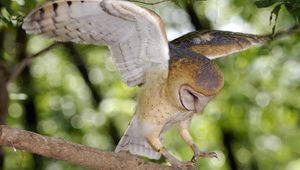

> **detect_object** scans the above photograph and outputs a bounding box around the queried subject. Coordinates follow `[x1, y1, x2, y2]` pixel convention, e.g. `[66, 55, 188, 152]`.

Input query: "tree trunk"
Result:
[0, 66, 8, 170]
[15, 27, 42, 170]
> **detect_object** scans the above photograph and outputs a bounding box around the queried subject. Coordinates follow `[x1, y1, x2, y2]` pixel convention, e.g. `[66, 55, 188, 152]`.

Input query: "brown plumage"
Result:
[172, 30, 270, 59]
[169, 52, 224, 96]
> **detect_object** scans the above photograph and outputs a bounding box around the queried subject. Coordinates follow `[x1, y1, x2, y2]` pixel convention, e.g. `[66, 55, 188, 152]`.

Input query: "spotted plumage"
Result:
[22, 0, 268, 169]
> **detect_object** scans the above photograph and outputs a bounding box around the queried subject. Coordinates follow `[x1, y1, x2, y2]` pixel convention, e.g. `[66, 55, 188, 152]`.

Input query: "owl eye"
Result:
[179, 85, 212, 112]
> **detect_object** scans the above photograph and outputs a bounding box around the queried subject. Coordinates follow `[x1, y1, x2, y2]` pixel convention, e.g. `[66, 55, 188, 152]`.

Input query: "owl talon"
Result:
[191, 151, 218, 162]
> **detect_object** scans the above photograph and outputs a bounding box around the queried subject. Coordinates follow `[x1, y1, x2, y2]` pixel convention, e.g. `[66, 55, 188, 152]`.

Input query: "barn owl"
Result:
[22, 0, 269, 169]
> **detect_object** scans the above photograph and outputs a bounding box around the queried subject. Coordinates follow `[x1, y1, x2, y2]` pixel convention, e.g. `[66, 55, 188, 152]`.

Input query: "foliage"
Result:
[255, 0, 300, 34]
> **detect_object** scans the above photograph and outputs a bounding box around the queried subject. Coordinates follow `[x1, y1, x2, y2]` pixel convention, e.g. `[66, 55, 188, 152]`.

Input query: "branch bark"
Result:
[0, 126, 172, 170]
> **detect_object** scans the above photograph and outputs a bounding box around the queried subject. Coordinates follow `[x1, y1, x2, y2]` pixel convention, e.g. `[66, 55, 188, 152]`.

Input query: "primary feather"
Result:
[171, 30, 270, 59]
[22, 0, 170, 86]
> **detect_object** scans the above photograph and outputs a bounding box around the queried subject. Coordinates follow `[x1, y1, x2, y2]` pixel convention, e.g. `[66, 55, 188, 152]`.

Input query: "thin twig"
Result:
[272, 25, 299, 39]
[0, 126, 172, 170]
[7, 43, 60, 85]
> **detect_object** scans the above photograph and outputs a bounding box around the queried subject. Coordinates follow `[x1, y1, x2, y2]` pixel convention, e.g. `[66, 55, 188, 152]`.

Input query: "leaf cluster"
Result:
[255, 0, 300, 34]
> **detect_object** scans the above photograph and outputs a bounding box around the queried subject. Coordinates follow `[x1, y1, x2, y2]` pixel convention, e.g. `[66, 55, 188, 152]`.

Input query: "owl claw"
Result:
[191, 151, 218, 162]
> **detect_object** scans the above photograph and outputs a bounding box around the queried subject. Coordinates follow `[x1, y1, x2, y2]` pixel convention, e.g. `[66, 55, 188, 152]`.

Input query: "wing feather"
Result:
[23, 0, 169, 86]
[171, 30, 270, 60]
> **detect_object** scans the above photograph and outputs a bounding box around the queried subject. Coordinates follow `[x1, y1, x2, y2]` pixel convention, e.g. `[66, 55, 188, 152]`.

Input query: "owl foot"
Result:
[191, 151, 218, 163]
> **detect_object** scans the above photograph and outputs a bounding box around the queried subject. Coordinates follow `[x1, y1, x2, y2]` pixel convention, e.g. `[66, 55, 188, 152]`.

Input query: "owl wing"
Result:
[170, 30, 270, 60]
[22, 0, 169, 86]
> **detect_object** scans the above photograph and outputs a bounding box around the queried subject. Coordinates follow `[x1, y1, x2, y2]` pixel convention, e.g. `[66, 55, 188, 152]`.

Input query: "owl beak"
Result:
[179, 85, 212, 113]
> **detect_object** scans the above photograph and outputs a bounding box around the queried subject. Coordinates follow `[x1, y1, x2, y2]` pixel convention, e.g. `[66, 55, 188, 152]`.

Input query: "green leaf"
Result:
[269, 4, 281, 36]
[171, 0, 187, 8]
[172, 0, 206, 9]
[285, 2, 300, 24]
[254, 0, 282, 8]
[0, 0, 13, 15]
[0, 7, 24, 27]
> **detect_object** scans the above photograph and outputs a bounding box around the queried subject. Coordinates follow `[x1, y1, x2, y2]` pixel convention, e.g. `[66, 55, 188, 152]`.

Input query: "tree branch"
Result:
[7, 43, 60, 85]
[0, 71, 8, 170]
[0, 72, 8, 125]
[0, 126, 172, 170]
[271, 25, 299, 39]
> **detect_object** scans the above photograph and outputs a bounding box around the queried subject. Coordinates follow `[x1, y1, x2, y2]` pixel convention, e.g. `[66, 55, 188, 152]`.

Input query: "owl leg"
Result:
[178, 119, 218, 162]
[145, 128, 194, 170]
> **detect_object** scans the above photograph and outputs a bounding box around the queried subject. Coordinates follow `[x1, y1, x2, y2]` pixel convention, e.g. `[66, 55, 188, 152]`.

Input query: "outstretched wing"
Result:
[22, 0, 169, 86]
[170, 30, 270, 60]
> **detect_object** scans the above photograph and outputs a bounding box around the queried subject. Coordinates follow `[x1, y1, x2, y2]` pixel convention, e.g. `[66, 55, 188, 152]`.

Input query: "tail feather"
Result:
[115, 114, 161, 160]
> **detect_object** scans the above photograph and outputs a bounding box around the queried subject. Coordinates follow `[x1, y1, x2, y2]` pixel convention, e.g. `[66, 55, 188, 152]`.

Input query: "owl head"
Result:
[167, 45, 224, 112]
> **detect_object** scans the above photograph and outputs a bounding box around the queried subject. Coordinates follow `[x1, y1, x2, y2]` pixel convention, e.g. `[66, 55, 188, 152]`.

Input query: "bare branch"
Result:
[272, 25, 299, 39]
[0, 126, 172, 170]
[7, 43, 60, 85]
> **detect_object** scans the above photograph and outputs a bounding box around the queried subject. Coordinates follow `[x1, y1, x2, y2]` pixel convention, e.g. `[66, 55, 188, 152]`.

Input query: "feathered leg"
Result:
[115, 114, 161, 160]
[178, 119, 217, 162]
[145, 126, 195, 170]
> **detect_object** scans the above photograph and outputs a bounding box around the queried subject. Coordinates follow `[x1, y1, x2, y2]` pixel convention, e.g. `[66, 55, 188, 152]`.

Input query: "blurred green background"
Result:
[1, 0, 300, 170]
